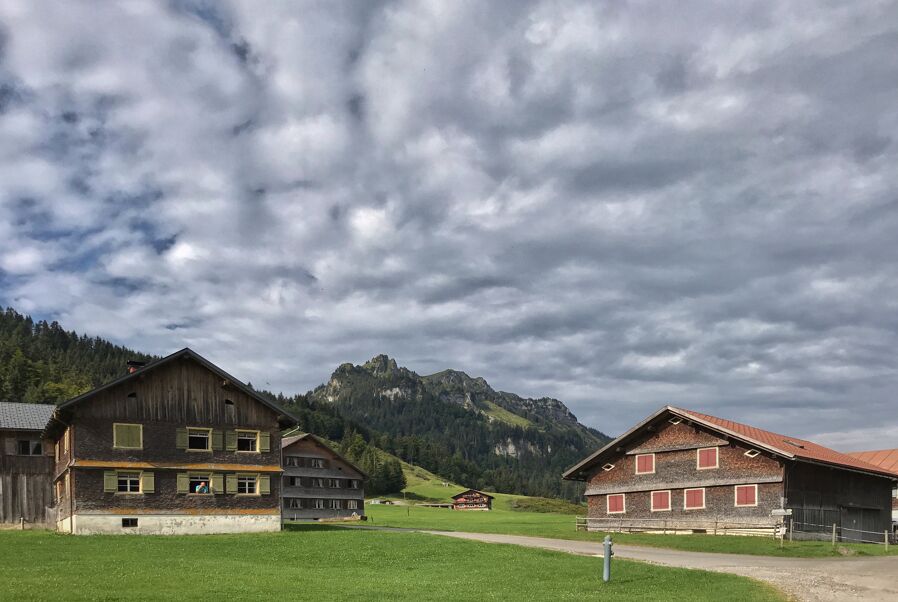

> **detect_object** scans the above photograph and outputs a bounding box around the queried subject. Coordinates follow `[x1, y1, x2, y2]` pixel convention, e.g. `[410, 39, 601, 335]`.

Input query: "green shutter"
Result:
[226, 473, 237, 494]
[176, 428, 188, 450]
[141, 472, 155, 493]
[211, 473, 224, 494]
[259, 432, 270, 453]
[259, 474, 270, 495]
[177, 472, 189, 494]
[104, 471, 117, 493]
[225, 430, 237, 451]
[211, 430, 223, 451]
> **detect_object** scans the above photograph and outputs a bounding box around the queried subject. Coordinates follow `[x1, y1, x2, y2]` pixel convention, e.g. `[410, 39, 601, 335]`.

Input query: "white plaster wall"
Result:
[56, 517, 72, 533]
[69, 513, 281, 535]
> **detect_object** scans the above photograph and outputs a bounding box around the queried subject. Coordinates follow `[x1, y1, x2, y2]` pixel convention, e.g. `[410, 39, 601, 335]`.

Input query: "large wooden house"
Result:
[281, 433, 366, 520]
[452, 489, 493, 511]
[563, 406, 897, 541]
[848, 449, 898, 523]
[0, 402, 55, 525]
[44, 348, 296, 534]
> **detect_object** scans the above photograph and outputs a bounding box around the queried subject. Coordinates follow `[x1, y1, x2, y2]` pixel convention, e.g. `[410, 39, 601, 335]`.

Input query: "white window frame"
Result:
[116, 471, 142, 494]
[347, 500, 359, 510]
[186, 427, 212, 452]
[310, 458, 325, 468]
[734, 484, 759, 507]
[744, 449, 760, 458]
[696, 447, 719, 470]
[668, 417, 682, 425]
[235, 430, 260, 453]
[683, 487, 706, 510]
[635, 453, 655, 475]
[606, 493, 626, 514]
[188, 473, 213, 496]
[236, 474, 259, 496]
[314, 499, 325, 509]
[601, 463, 615, 472]
[650, 490, 672, 512]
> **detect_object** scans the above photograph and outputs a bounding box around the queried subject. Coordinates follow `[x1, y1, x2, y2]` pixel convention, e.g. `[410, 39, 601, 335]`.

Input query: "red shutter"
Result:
[736, 485, 756, 506]
[698, 448, 717, 468]
[607, 494, 624, 513]
[636, 454, 654, 473]
[652, 491, 669, 510]
[685, 489, 704, 508]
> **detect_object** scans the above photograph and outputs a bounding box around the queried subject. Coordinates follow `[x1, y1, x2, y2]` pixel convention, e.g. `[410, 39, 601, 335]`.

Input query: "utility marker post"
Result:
[603, 535, 613, 582]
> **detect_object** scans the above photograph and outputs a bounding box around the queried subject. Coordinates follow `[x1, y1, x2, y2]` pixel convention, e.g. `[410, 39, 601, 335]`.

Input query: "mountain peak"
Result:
[363, 354, 400, 375]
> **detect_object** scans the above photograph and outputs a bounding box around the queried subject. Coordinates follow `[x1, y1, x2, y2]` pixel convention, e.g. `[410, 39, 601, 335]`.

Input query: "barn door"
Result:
[840, 507, 863, 542]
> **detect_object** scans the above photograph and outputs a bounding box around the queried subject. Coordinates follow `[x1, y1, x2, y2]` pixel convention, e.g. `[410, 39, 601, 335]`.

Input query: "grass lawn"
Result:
[0, 526, 784, 601]
[366, 503, 898, 558]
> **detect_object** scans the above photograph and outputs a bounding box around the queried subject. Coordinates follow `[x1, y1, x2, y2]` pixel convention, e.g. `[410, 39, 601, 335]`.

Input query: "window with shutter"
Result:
[259, 474, 270, 495]
[186, 428, 212, 451]
[225, 430, 238, 451]
[211, 430, 223, 451]
[697, 447, 718, 469]
[104, 471, 117, 493]
[211, 473, 224, 494]
[226, 473, 238, 494]
[259, 432, 271, 453]
[141, 472, 155, 493]
[651, 490, 671, 511]
[734, 484, 758, 507]
[607, 494, 625, 514]
[635, 453, 655, 474]
[684, 488, 705, 509]
[177, 473, 190, 494]
[176, 428, 188, 450]
[113, 424, 143, 449]
[236, 430, 259, 452]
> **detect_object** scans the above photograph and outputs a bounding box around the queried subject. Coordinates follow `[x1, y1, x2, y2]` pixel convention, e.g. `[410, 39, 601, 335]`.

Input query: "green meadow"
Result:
[0, 526, 784, 601]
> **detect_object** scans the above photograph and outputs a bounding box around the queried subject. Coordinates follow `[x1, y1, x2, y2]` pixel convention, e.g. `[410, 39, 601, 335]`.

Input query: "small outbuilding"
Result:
[452, 489, 493, 511]
[0, 402, 56, 525]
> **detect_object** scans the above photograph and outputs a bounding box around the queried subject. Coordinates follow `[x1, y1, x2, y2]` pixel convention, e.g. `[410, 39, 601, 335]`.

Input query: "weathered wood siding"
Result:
[584, 420, 783, 526]
[0, 430, 54, 524]
[282, 437, 365, 520]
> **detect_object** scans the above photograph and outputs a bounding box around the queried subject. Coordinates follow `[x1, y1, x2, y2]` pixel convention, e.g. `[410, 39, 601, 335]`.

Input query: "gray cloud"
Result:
[1, 1, 898, 450]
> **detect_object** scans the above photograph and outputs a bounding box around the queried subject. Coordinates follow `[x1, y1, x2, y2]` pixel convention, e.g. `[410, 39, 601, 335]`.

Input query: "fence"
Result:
[789, 519, 895, 546]
[576, 516, 777, 537]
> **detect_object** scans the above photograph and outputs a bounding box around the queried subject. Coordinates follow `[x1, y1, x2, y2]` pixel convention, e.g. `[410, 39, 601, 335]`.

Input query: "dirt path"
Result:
[415, 530, 898, 602]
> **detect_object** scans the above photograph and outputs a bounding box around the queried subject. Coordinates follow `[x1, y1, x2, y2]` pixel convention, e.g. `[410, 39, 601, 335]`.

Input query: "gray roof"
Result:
[0, 402, 56, 431]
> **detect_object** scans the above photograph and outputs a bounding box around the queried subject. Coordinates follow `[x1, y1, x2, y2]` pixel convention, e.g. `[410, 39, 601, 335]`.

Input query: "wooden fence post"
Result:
[831, 524, 837, 548]
[789, 518, 793, 542]
[885, 530, 889, 551]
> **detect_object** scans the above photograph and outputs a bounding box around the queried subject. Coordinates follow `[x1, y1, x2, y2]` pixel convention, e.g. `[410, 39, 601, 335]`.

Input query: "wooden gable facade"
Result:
[281, 433, 366, 521]
[45, 348, 296, 535]
[452, 489, 493, 511]
[0, 402, 55, 525]
[564, 406, 897, 541]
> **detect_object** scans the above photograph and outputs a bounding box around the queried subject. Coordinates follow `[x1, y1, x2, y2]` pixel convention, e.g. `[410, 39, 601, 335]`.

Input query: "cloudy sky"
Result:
[1, 1, 897, 448]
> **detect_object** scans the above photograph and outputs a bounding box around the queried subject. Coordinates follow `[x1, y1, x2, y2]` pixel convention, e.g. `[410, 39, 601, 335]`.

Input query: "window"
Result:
[347, 500, 359, 510]
[601, 463, 615, 471]
[122, 518, 138, 528]
[311, 458, 325, 468]
[697, 447, 718, 469]
[744, 449, 760, 458]
[329, 479, 340, 488]
[312, 478, 324, 488]
[189, 474, 212, 495]
[684, 488, 705, 509]
[668, 417, 682, 425]
[330, 499, 342, 509]
[350, 480, 359, 489]
[237, 475, 257, 495]
[651, 490, 671, 512]
[63, 429, 70, 453]
[16, 440, 42, 456]
[285, 498, 303, 509]
[635, 454, 655, 475]
[314, 499, 325, 509]
[56, 480, 64, 502]
[187, 428, 211, 451]
[113, 423, 143, 449]
[117, 472, 141, 493]
[236, 430, 258, 452]
[607, 494, 625, 514]
[735, 484, 758, 507]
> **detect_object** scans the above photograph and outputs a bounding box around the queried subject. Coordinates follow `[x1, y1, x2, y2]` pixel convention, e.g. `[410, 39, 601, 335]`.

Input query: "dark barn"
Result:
[0, 402, 55, 525]
[564, 406, 897, 542]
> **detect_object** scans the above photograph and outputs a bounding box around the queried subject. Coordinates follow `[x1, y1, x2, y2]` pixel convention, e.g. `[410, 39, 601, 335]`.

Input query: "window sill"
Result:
[235, 493, 261, 497]
[186, 493, 215, 497]
[114, 492, 144, 496]
[112, 447, 144, 451]
[186, 449, 213, 453]
[235, 450, 261, 454]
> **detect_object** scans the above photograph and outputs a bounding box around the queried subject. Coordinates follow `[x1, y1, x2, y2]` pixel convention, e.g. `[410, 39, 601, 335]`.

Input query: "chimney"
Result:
[127, 360, 147, 374]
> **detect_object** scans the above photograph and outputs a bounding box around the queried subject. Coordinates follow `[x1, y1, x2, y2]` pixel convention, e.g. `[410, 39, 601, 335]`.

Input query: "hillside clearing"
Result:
[0, 527, 784, 601]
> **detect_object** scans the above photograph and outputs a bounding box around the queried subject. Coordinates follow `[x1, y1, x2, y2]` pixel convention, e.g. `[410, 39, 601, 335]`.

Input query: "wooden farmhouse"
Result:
[0, 402, 55, 525]
[452, 489, 493, 511]
[281, 433, 366, 520]
[848, 449, 898, 524]
[564, 406, 898, 541]
[43, 348, 296, 535]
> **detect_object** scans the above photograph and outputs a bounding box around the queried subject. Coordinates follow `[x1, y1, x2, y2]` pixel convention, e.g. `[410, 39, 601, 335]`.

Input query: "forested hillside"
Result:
[0, 308, 155, 404]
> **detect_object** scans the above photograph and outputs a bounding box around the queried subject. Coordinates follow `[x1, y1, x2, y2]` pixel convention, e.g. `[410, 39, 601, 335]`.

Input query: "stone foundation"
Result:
[59, 512, 281, 535]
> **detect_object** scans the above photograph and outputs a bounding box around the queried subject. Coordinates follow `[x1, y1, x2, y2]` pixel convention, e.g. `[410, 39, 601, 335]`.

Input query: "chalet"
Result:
[452, 489, 493, 511]
[44, 348, 296, 535]
[281, 433, 366, 520]
[563, 406, 898, 541]
[848, 449, 898, 523]
[0, 402, 55, 525]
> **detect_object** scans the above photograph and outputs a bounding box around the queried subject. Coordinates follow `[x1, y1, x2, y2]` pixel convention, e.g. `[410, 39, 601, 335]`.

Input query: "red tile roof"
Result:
[673, 407, 897, 478]
[846, 449, 898, 477]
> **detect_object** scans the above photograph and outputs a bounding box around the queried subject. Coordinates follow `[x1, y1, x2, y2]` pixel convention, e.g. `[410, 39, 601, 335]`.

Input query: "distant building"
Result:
[0, 402, 55, 525]
[564, 406, 897, 541]
[44, 348, 296, 534]
[848, 449, 898, 523]
[281, 433, 366, 520]
[452, 489, 493, 511]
